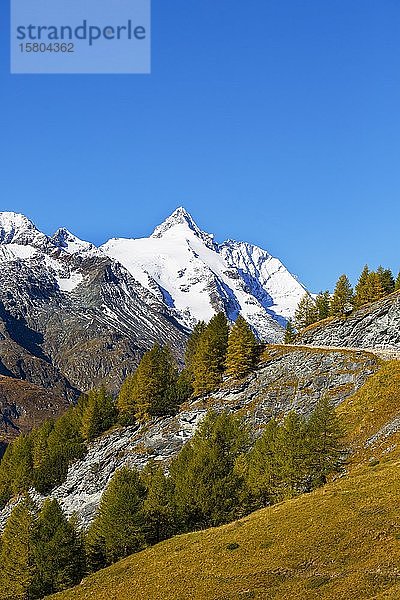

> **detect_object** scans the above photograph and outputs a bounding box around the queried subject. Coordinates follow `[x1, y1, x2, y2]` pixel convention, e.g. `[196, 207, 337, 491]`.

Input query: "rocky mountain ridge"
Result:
[0, 345, 378, 529]
[0, 208, 311, 401]
[0, 212, 188, 399]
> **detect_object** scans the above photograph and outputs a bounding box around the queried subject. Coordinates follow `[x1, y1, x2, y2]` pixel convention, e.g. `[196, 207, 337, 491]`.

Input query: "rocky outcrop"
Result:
[0, 346, 376, 530]
[298, 292, 400, 350]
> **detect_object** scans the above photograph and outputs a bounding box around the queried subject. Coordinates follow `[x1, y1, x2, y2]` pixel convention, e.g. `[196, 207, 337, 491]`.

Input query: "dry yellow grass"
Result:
[338, 360, 400, 465]
[49, 458, 400, 600]
[48, 361, 400, 600]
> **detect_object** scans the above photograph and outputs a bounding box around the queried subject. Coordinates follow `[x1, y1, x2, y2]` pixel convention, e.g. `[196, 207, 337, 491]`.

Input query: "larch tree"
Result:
[275, 411, 308, 500]
[117, 344, 179, 423]
[244, 418, 282, 508]
[141, 462, 176, 545]
[284, 319, 296, 344]
[0, 443, 15, 508]
[191, 312, 229, 396]
[31, 499, 85, 598]
[170, 410, 249, 530]
[8, 434, 33, 497]
[225, 315, 258, 379]
[81, 387, 117, 441]
[330, 274, 353, 317]
[184, 320, 207, 383]
[294, 294, 318, 331]
[377, 266, 395, 295]
[44, 408, 86, 490]
[116, 372, 137, 424]
[305, 397, 345, 489]
[86, 466, 147, 569]
[0, 495, 38, 600]
[354, 265, 371, 308]
[367, 271, 385, 303]
[315, 290, 331, 320]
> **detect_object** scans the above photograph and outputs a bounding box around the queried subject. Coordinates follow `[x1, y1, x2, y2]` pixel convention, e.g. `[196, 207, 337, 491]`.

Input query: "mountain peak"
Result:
[151, 207, 197, 235]
[0, 211, 49, 248]
[151, 207, 215, 248]
[0, 212, 36, 241]
[52, 227, 95, 254]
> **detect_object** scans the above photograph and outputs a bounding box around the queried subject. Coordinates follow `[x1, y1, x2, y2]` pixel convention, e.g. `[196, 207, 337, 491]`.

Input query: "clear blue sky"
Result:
[1, 1, 399, 291]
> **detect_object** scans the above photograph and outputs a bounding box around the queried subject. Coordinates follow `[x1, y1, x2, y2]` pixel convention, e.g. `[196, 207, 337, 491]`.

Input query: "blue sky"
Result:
[0, 0, 399, 291]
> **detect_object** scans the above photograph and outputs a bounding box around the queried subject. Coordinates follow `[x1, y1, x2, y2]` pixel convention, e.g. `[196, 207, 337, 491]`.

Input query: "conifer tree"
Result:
[315, 291, 331, 320]
[367, 271, 385, 302]
[81, 387, 117, 441]
[32, 420, 55, 495]
[174, 369, 193, 404]
[191, 313, 229, 396]
[141, 462, 176, 545]
[8, 434, 33, 496]
[377, 266, 395, 295]
[294, 294, 318, 331]
[0, 432, 35, 506]
[170, 410, 249, 530]
[354, 265, 371, 308]
[225, 316, 258, 379]
[0, 402, 89, 505]
[172, 321, 209, 401]
[117, 345, 179, 422]
[116, 373, 137, 424]
[44, 408, 86, 489]
[275, 411, 308, 499]
[305, 397, 345, 488]
[330, 274, 353, 317]
[354, 266, 389, 308]
[244, 418, 281, 508]
[0, 495, 37, 600]
[86, 466, 146, 568]
[284, 319, 296, 344]
[31, 499, 85, 598]
[32, 420, 54, 469]
[395, 271, 400, 291]
[184, 321, 207, 381]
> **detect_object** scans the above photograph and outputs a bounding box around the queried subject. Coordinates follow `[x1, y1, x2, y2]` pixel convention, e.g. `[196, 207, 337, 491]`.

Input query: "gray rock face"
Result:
[298, 293, 400, 350]
[0, 226, 188, 399]
[0, 346, 375, 530]
[365, 416, 400, 448]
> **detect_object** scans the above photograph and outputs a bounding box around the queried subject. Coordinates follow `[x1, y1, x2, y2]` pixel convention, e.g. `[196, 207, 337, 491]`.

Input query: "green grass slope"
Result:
[49, 361, 400, 600]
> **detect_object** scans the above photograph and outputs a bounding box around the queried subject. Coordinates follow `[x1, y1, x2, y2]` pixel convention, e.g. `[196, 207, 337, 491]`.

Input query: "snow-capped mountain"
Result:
[0, 211, 187, 397]
[102, 207, 308, 340]
[0, 212, 50, 248]
[0, 208, 309, 397]
[51, 227, 97, 255]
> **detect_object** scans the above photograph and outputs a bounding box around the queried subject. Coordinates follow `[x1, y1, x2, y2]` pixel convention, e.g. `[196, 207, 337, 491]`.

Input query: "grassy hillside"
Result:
[339, 360, 400, 465]
[48, 361, 400, 600]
